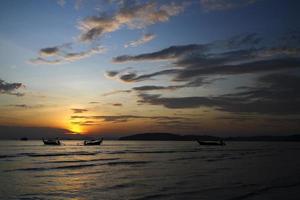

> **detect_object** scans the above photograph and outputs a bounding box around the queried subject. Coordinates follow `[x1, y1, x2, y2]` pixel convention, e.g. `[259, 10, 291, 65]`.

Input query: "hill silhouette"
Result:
[119, 133, 221, 141]
[119, 133, 300, 141]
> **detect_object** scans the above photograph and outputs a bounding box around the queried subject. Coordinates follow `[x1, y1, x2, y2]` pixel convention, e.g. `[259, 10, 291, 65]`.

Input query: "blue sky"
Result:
[0, 0, 300, 136]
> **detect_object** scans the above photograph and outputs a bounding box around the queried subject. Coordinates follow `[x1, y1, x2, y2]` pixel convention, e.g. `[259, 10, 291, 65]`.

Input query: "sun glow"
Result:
[68, 123, 84, 134]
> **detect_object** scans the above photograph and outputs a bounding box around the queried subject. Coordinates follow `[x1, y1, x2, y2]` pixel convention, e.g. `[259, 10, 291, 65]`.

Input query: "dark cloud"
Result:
[71, 108, 88, 113]
[137, 93, 219, 109]
[112, 103, 122, 106]
[113, 44, 206, 63]
[133, 85, 170, 91]
[110, 37, 300, 84]
[113, 33, 262, 63]
[0, 79, 24, 96]
[105, 70, 120, 77]
[119, 73, 138, 82]
[118, 69, 177, 82]
[174, 58, 300, 81]
[39, 46, 60, 57]
[137, 73, 300, 115]
[102, 89, 132, 96]
[131, 78, 213, 91]
[89, 101, 100, 104]
[70, 114, 186, 123]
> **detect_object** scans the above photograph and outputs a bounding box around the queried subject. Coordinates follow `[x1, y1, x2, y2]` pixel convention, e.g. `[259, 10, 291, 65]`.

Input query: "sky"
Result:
[0, 0, 300, 137]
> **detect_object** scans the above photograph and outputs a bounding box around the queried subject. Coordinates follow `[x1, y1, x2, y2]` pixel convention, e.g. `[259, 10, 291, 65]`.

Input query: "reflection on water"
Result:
[1, 140, 300, 199]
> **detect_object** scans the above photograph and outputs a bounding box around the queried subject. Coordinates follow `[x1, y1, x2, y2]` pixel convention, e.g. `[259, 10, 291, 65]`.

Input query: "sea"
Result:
[0, 140, 300, 200]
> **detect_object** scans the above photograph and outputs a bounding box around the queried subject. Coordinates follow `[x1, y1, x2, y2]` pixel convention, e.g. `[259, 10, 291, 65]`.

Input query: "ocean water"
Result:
[0, 140, 300, 200]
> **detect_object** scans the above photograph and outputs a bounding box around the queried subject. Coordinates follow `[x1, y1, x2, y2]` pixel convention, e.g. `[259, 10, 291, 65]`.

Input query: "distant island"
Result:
[119, 133, 300, 141]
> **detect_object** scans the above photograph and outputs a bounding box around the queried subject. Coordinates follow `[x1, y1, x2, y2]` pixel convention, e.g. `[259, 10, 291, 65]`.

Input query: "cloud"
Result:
[30, 46, 106, 65]
[112, 103, 122, 106]
[34, 1, 184, 65]
[70, 114, 186, 123]
[200, 0, 259, 11]
[71, 108, 88, 113]
[131, 78, 214, 91]
[118, 69, 177, 82]
[57, 0, 66, 7]
[105, 70, 120, 78]
[102, 89, 131, 96]
[113, 44, 206, 63]
[137, 73, 300, 115]
[75, 0, 84, 10]
[174, 58, 300, 81]
[132, 85, 171, 91]
[39, 46, 60, 57]
[137, 93, 218, 109]
[101, 77, 216, 97]
[0, 79, 24, 96]
[8, 104, 44, 109]
[78, 2, 185, 42]
[89, 101, 100, 104]
[124, 33, 156, 48]
[110, 32, 300, 86]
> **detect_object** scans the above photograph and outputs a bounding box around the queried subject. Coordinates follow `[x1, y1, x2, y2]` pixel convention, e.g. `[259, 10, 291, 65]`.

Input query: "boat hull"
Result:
[196, 139, 225, 146]
[84, 139, 103, 146]
[42, 138, 61, 145]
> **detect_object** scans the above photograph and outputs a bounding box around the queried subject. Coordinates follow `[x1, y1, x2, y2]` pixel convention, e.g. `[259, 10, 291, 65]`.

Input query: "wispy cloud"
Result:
[78, 2, 185, 42]
[124, 33, 156, 48]
[57, 0, 66, 7]
[112, 103, 122, 106]
[7, 104, 44, 109]
[70, 114, 186, 124]
[113, 44, 206, 63]
[30, 46, 106, 65]
[200, 0, 259, 11]
[71, 108, 88, 113]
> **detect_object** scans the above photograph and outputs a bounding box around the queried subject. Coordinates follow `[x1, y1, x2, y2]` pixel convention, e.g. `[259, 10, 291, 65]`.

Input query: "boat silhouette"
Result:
[84, 138, 103, 146]
[196, 139, 225, 146]
[42, 138, 61, 145]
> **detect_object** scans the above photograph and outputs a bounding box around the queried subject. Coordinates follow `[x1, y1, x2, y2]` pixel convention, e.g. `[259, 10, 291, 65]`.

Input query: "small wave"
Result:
[24, 151, 101, 157]
[107, 149, 199, 155]
[106, 160, 152, 166]
[7, 160, 151, 172]
[104, 182, 142, 191]
[0, 155, 18, 159]
[43, 158, 119, 164]
[169, 156, 199, 161]
[227, 182, 300, 200]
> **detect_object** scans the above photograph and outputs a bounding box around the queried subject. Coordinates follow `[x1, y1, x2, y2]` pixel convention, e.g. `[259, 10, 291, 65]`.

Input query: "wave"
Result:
[43, 158, 119, 164]
[106, 160, 152, 166]
[106, 149, 199, 155]
[26, 151, 101, 157]
[227, 181, 300, 200]
[7, 160, 152, 172]
[0, 155, 18, 159]
[0, 151, 102, 159]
